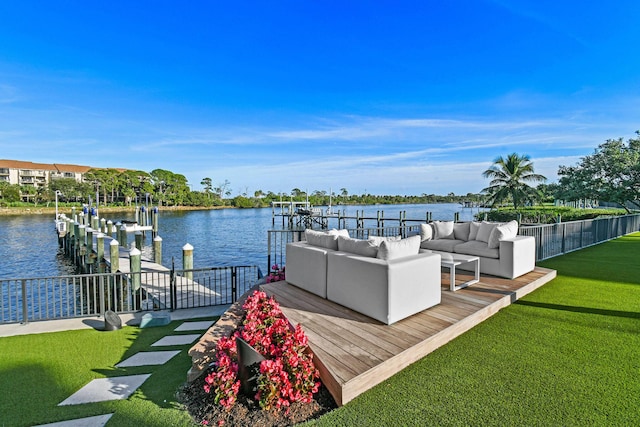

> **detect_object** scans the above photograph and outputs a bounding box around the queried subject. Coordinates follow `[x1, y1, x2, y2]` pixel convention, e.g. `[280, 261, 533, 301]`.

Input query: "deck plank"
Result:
[262, 266, 556, 406]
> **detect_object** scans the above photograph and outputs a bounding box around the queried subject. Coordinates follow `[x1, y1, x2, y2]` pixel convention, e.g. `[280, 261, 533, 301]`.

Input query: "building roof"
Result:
[0, 159, 59, 171]
[0, 159, 111, 174]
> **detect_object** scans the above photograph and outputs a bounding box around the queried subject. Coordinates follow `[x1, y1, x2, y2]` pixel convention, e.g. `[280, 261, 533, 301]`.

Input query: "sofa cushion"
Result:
[469, 221, 482, 241]
[433, 221, 455, 239]
[453, 222, 471, 241]
[420, 238, 463, 252]
[419, 223, 433, 242]
[377, 235, 421, 260]
[476, 221, 499, 243]
[454, 240, 500, 259]
[337, 236, 378, 257]
[488, 220, 519, 249]
[368, 235, 402, 245]
[305, 229, 339, 250]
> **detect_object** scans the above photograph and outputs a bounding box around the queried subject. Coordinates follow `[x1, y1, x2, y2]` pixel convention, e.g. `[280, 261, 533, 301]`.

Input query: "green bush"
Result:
[477, 207, 628, 224]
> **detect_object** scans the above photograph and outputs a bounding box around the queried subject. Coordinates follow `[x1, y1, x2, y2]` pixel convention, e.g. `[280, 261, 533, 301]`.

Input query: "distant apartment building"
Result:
[0, 159, 93, 188]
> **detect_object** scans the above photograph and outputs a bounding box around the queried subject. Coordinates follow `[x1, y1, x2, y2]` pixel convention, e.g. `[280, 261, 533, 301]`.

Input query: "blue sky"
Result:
[1, 1, 639, 196]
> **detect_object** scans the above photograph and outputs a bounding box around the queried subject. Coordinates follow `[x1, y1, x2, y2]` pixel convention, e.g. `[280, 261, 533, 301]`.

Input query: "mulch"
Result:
[178, 372, 337, 426]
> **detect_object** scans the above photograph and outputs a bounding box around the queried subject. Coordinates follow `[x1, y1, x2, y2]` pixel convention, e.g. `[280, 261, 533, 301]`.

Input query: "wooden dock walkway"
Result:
[261, 266, 556, 406]
[101, 238, 221, 310]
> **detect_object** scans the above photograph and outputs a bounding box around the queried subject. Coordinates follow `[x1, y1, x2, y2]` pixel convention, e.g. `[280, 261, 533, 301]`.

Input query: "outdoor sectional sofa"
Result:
[418, 220, 535, 279]
[285, 230, 442, 325]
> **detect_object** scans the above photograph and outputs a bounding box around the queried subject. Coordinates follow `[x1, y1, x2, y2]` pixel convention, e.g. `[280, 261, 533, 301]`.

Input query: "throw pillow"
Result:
[488, 220, 519, 249]
[419, 223, 433, 242]
[337, 236, 378, 257]
[476, 221, 499, 243]
[453, 222, 471, 241]
[368, 235, 402, 246]
[377, 235, 421, 260]
[305, 229, 339, 250]
[469, 221, 482, 240]
[328, 228, 350, 238]
[432, 221, 455, 240]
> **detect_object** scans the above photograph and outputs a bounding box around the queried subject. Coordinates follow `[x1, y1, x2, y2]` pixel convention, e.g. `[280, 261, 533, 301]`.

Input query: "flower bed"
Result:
[180, 290, 335, 426]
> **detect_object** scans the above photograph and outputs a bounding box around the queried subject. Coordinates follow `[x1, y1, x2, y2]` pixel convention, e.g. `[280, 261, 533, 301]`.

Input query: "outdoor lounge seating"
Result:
[419, 220, 535, 279]
[286, 230, 441, 324]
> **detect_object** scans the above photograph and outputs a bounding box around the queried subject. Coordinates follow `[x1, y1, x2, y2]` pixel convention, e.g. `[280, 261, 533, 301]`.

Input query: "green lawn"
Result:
[0, 318, 216, 427]
[1, 235, 639, 426]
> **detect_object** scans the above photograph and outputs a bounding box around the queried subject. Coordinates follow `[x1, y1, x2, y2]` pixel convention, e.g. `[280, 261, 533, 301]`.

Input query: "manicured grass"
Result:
[0, 318, 218, 427]
[306, 233, 640, 426]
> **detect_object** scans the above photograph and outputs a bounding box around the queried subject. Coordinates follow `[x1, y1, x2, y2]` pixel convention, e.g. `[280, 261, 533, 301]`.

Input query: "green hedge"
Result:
[477, 207, 628, 224]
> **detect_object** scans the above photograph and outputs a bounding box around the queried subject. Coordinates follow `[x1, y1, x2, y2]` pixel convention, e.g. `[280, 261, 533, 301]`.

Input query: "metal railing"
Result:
[518, 213, 640, 260]
[267, 213, 640, 268]
[0, 265, 259, 324]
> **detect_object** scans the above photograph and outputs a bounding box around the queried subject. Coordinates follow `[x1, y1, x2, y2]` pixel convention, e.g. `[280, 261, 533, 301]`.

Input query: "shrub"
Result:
[203, 290, 320, 412]
[265, 264, 285, 283]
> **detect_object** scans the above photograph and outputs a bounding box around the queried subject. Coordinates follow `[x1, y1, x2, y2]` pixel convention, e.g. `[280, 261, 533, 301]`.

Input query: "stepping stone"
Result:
[58, 374, 151, 405]
[115, 350, 180, 367]
[174, 320, 215, 331]
[151, 334, 200, 347]
[34, 413, 113, 427]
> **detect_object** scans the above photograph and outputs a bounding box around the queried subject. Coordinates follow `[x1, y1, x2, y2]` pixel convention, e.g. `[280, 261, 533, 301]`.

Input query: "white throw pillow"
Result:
[469, 221, 482, 241]
[305, 229, 339, 250]
[476, 221, 499, 243]
[368, 235, 402, 246]
[419, 223, 433, 242]
[432, 221, 455, 240]
[328, 228, 350, 238]
[453, 222, 471, 241]
[377, 235, 421, 260]
[337, 236, 378, 257]
[488, 220, 519, 249]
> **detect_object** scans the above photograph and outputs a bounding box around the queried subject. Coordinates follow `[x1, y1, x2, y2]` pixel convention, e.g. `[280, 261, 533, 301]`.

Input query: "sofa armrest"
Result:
[286, 242, 331, 298]
[498, 236, 535, 279]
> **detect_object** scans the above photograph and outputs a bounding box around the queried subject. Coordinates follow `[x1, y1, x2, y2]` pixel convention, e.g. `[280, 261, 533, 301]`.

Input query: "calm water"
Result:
[0, 203, 483, 279]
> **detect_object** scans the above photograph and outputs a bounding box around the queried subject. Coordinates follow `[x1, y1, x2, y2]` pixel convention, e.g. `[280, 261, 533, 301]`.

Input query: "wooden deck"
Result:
[261, 266, 556, 406]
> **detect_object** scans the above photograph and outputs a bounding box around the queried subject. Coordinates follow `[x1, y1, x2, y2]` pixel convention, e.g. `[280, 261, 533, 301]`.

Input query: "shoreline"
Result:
[0, 205, 233, 216]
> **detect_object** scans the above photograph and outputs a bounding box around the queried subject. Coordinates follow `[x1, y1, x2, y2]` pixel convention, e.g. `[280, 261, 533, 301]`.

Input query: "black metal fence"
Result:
[0, 265, 259, 324]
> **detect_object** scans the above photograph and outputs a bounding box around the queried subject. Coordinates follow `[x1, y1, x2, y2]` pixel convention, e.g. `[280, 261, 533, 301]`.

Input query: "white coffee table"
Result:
[430, 251, 480, 291]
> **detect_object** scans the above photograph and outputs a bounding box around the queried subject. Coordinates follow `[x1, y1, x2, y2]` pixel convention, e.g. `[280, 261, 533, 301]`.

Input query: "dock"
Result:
[101, 240, 223, 310]
[261, 266, 556, 406]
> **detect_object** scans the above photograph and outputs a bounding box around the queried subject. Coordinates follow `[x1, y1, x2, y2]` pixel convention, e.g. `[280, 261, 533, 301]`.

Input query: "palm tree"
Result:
[481, 153, 546, 209]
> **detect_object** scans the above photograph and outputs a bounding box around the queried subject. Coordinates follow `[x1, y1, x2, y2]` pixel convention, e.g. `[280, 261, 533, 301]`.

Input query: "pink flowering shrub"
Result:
[265, 264, 285, 283]
[203, 290, 320, 411]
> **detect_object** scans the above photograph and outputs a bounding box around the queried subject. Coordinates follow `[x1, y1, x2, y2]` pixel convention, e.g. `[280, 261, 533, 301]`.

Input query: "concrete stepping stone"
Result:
[151, 334, 200, 347]
[34, 413, 113, 427]
[174, 320, 215, 331]
[58, 374, 151, 405]
[115, 350, 180, 367]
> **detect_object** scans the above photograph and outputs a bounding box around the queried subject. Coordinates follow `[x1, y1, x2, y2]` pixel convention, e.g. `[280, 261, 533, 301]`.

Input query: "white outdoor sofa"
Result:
[418, 220, 535, 279]
[285, 230, 441, 325]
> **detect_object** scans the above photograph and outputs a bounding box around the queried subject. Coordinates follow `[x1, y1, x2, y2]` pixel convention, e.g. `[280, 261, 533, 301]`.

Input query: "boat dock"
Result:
[271, 203, 445, 230]
[55, 207, 227, 312]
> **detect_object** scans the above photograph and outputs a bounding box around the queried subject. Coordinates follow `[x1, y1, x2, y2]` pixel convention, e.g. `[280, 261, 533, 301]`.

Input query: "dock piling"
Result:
[110, 240, 119, 272]
[130, 247, 141, 292]
[154, 236, 163, 265]
[183, 243, 194, 280]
